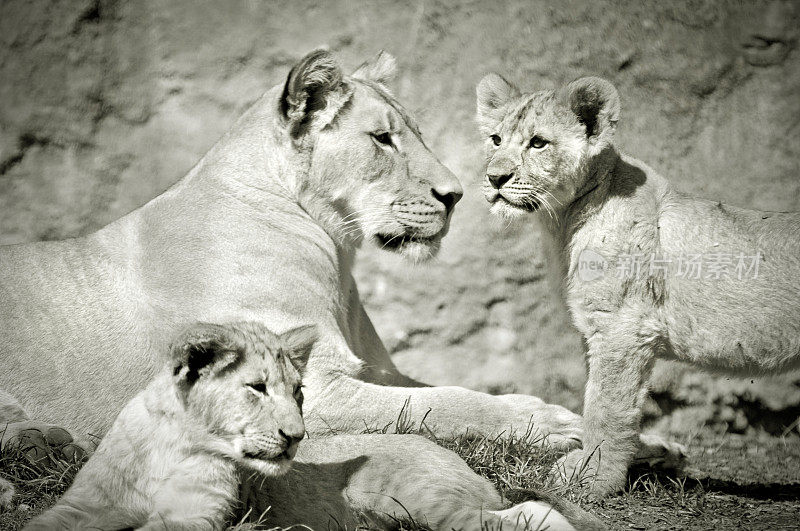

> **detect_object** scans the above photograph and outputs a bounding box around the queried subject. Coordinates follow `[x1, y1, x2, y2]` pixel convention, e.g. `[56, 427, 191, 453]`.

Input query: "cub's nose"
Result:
[278, 427, 305, 448]
[432, 183, 464, 215]
[487, 172, 513, 189]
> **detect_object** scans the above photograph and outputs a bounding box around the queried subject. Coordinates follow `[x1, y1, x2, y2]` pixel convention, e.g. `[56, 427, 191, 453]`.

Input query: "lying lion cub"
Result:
[24, 321, 314, 530]
[476, 73, 800, 497]
[23, 321, 599, 531]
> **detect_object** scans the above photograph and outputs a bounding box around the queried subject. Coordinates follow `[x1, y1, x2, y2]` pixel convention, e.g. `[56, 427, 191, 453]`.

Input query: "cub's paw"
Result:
[497, 394, 583, 451]
[633, 432, 687, 471]
[0, 477, 13, 511]
[552, 448, 598, 488]
[1, 420, 95, 464]
[552, 448, 626, 499]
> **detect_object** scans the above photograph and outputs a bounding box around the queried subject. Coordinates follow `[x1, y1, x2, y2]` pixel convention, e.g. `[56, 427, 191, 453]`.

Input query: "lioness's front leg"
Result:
[306, 375, 583, 449]
[554, 336, 656, 497]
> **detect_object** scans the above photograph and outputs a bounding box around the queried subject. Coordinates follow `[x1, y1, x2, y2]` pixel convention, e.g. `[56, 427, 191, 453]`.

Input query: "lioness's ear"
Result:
[352, 50, 398, 89]
[476, 73, 520, 135]
[171, 323, 240, 387]
[280, 324, 318, 376]
[560, 77, 620, 146]
[280, 49, 344, 138]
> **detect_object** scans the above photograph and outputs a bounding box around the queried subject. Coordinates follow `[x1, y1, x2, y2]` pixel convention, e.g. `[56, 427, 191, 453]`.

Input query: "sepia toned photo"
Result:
[1, 1, 798, 529]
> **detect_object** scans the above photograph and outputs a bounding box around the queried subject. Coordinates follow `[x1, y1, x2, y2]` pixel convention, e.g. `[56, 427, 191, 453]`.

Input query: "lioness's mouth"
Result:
[375, 233, 436, 250]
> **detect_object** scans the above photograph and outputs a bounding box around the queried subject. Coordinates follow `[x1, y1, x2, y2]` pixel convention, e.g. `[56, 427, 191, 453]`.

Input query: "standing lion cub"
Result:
[24, 321, 314, 530]
[476, 73, 800, 497]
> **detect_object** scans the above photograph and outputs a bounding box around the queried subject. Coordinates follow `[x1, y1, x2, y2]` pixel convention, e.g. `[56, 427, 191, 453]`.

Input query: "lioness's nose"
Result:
[487, 172, 513, 189]
[432, 182, 463, 214]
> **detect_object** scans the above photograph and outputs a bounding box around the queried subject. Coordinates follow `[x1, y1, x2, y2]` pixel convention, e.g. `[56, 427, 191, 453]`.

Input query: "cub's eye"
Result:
[371, 132, 393, 147]
[293, 385, 304, 407]
[247, 382, 267, 394]
[529, 136, 549, 150]
[490, 134, 502, 146]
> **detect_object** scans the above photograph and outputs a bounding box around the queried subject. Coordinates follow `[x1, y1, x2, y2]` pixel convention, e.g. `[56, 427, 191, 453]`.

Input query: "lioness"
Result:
[476, 73, 800, 496]
[22, 321, 594, 531]
[0, 49, 585, 444]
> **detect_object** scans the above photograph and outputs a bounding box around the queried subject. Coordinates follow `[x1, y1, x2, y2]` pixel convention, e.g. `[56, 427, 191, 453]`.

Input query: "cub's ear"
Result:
[280, 49, 345, 139]
[560, 77, 620, 147]
[476, 73, 520, 135]
[170, 323, 241, 387]
[352, 50, 398, 89]
[280, 324, 318, 376]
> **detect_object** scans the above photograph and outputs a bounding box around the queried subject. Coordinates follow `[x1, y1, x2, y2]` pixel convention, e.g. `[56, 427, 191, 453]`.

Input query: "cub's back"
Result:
[659, 195, 800, 372]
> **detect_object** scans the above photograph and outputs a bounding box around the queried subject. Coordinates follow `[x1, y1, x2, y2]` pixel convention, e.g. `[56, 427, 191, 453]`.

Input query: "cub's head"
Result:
[475, 74, 620, 219]
[279, 50, 463, 262]
[170, 321, 316, 476]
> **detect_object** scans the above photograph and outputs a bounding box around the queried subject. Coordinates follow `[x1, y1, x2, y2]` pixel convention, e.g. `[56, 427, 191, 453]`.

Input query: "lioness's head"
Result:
[475, 74, 620, 219]
[278, 50, 463, 262]
[170, 321, 316, 475]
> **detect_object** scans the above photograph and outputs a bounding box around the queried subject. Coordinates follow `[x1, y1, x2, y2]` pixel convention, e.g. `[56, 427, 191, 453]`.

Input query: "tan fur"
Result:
[477, 73, 800, 497]
[24, 321, 312, 530]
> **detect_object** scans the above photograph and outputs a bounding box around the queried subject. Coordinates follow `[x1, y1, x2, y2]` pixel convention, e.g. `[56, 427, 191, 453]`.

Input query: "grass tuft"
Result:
[0, 435, 86, 530]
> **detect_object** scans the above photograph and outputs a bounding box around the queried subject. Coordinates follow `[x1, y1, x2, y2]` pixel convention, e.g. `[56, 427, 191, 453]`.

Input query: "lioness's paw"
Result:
[497, 395, 582, 451]
[633, 432, 687, 470]
[1, 420, 95, 464]
[0, 477, 13, 511]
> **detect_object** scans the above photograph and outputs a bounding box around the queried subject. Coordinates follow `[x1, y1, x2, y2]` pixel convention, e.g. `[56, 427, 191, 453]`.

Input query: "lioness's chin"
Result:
[489, 198, 535, 220]
[373, 233, 441, 263]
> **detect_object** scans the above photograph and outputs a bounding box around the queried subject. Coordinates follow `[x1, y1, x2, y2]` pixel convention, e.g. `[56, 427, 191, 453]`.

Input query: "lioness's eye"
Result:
[247, 382, 267, 394]
[490, 134, 501, 146]
[371, 132, 393, 147]
[529, 136, 549, 150]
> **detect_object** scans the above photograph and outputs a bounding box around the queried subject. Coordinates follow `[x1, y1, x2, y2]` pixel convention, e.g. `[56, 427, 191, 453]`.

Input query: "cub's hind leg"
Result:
[251, 434, 597, 530]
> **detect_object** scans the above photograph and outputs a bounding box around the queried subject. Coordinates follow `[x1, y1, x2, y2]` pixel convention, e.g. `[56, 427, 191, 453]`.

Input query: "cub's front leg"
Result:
[554, 332, 657, 497]
[136, 471, 238, 531]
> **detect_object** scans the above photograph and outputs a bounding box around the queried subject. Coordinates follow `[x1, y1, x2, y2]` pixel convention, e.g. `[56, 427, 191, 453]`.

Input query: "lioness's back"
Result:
[0, 236, 158, 432]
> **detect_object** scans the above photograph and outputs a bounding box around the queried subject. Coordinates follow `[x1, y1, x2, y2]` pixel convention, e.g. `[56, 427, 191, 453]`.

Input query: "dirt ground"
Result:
[1, 0, 799, 529]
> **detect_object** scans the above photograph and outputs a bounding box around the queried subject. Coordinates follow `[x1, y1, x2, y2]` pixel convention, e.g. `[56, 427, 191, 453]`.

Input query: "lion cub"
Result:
[476, 73, 800, 497]
[24, 321, 315, 530]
